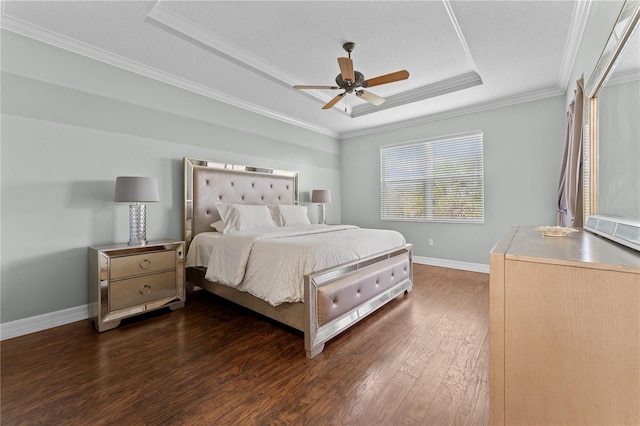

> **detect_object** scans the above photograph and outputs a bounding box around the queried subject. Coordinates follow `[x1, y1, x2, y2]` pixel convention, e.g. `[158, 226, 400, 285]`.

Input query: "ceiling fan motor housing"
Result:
[335, 71, 366, 92]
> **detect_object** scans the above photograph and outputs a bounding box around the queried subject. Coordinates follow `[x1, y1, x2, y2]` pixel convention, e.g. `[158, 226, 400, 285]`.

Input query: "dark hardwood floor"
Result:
[1, 264, 489, 425]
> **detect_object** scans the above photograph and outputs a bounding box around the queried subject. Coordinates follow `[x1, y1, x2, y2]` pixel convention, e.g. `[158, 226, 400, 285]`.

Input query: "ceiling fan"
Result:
[293, 42, 410, 110]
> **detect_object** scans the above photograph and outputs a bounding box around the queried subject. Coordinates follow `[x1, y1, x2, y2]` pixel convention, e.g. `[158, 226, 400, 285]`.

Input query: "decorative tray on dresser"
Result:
[88, 239, 185, 332]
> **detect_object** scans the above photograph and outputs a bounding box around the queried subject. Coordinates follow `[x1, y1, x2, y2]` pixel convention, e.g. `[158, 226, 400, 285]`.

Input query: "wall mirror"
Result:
[584, 0, 640, 251]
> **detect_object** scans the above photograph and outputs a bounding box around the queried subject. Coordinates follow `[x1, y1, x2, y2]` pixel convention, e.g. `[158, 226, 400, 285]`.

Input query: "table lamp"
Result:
[311, 189, 332, 225]
[114, 176, 159, 245]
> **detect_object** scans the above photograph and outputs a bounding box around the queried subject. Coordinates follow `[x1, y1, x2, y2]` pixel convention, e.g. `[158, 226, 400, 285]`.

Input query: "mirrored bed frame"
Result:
[183, 158, 413, 358]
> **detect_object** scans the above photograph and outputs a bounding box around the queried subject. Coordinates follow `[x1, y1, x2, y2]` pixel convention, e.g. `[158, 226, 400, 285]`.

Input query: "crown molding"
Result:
[557, 0, 592, 91]
[340, 86, 564, 139]
[606, 68, 640, 86]
[0, 12, 338, 138]
[146, 2, 341, 110]
[443, 0, 479, 74]
[349, 0, 483, 119]
[147, 1, 483, 117]
[146, 3, 299, 89]
[0, 5, 576, 142]
[351, 71, 482, 117]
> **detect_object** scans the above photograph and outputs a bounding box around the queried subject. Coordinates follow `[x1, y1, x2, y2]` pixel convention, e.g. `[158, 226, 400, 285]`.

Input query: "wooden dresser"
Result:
[490, 226, 640, 425]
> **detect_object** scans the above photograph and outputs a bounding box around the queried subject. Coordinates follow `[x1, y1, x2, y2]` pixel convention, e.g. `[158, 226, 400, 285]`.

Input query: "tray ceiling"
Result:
[2, 1, 590, 139]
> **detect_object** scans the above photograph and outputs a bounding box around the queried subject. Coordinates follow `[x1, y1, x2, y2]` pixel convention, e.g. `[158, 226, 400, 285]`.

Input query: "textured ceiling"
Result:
[2, 1, 591, 139]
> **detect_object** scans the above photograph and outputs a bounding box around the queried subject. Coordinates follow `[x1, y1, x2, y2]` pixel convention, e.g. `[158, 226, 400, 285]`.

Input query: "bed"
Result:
[183, 158, 413, 358]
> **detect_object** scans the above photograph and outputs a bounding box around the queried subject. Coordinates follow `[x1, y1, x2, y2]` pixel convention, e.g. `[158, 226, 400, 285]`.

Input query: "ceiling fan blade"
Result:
[364, 70, 410, 88]
[293, 85, 339, 90]
[356, 90, 385, 106]
[322, 93, 346, 110]
[337, 57, 355, 82]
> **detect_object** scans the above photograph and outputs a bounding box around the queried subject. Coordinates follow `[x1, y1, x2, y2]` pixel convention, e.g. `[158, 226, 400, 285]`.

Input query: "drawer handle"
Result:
[139, 285, 152, 295]
[139, 259, 152, 269]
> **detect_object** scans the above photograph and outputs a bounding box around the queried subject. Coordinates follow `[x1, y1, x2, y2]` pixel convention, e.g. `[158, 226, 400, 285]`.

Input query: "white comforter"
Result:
[186, 225, 406, 306]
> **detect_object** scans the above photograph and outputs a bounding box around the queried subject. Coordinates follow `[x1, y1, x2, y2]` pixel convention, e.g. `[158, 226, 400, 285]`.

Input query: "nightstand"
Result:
[88, 239, 185, 332]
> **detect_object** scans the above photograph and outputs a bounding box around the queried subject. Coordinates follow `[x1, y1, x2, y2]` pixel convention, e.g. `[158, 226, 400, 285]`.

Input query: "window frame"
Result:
[380, 131, 485, 224]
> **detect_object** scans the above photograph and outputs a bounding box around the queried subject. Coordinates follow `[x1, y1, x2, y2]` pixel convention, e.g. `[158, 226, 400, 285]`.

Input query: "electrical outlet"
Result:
[428, 239, 434, 246]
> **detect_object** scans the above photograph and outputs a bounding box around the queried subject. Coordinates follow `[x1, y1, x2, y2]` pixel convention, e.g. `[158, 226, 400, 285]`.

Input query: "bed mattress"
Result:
[185, 224, 407, 306]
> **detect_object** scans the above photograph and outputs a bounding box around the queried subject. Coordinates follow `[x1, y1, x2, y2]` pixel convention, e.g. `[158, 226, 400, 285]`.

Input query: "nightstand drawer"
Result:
[110, 251, 175, 279]
[110, 270, 176, 311]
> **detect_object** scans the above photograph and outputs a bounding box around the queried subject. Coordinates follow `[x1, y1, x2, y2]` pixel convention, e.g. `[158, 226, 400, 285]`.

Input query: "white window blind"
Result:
[380, 131, 484, 223]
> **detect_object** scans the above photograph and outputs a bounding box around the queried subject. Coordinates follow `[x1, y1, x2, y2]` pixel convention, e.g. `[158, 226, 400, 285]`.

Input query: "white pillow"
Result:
[269, 204, 311, 227]
[209, 220, 224, 232]
[216, 203, 276, 233]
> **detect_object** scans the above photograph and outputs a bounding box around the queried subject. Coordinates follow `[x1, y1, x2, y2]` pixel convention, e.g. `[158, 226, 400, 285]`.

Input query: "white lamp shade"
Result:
[311, 189, 331, 203]
[114, 176, 159, 202]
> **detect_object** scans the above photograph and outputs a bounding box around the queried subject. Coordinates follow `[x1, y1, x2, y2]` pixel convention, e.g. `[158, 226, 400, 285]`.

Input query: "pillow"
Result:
[216, 203, 276, 233]
[269, 204, 311, 227]
[209, 220, 224, 232]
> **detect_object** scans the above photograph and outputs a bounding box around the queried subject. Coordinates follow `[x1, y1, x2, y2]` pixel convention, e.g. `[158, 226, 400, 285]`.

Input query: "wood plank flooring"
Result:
[1, 264, 489, 425]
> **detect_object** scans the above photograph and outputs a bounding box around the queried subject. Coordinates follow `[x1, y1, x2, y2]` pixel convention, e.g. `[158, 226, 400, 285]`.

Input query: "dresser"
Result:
[89, 240, 185, 331]
[490, 226, 640, 425]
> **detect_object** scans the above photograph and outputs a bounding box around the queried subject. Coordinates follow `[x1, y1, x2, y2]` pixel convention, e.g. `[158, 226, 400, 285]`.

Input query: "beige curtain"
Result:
[557, 79, 584, 227]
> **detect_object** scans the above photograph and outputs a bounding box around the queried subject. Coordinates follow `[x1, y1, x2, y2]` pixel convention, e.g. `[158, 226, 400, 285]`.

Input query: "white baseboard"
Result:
[1, 305, 89, 341]
[413, 255, 490, 274]
[1, 256, 488, 341]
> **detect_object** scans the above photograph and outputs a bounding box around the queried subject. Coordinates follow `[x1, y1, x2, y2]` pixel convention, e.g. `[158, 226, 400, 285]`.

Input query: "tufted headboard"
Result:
[183, 158, 299, 249]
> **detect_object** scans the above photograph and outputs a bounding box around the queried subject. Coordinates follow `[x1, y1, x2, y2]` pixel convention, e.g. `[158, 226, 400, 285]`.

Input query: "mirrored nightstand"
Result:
[88, 239, 185, 331]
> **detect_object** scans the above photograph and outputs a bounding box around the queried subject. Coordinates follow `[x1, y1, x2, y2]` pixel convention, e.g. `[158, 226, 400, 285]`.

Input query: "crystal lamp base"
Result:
[128, 203, 148, 245]
[318, 203, 326, 225]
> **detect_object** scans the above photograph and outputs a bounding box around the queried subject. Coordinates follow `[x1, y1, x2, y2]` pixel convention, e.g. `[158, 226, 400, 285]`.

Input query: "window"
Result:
[380, 131, 484, 223]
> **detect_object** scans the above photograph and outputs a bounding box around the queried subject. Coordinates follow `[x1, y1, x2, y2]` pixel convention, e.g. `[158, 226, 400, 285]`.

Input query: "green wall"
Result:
[340, 0, 628, 267]
[1, 31, 340, 323]
[340, 96, 566, 265]
[0, 0, 628, 326]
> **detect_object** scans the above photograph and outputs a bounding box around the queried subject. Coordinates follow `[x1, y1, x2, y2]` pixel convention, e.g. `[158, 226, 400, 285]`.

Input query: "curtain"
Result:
[557, 79, 584, 227]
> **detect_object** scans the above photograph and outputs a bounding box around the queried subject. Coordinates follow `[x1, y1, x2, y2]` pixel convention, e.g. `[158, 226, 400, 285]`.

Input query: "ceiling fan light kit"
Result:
[293, 41, 409, 111]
